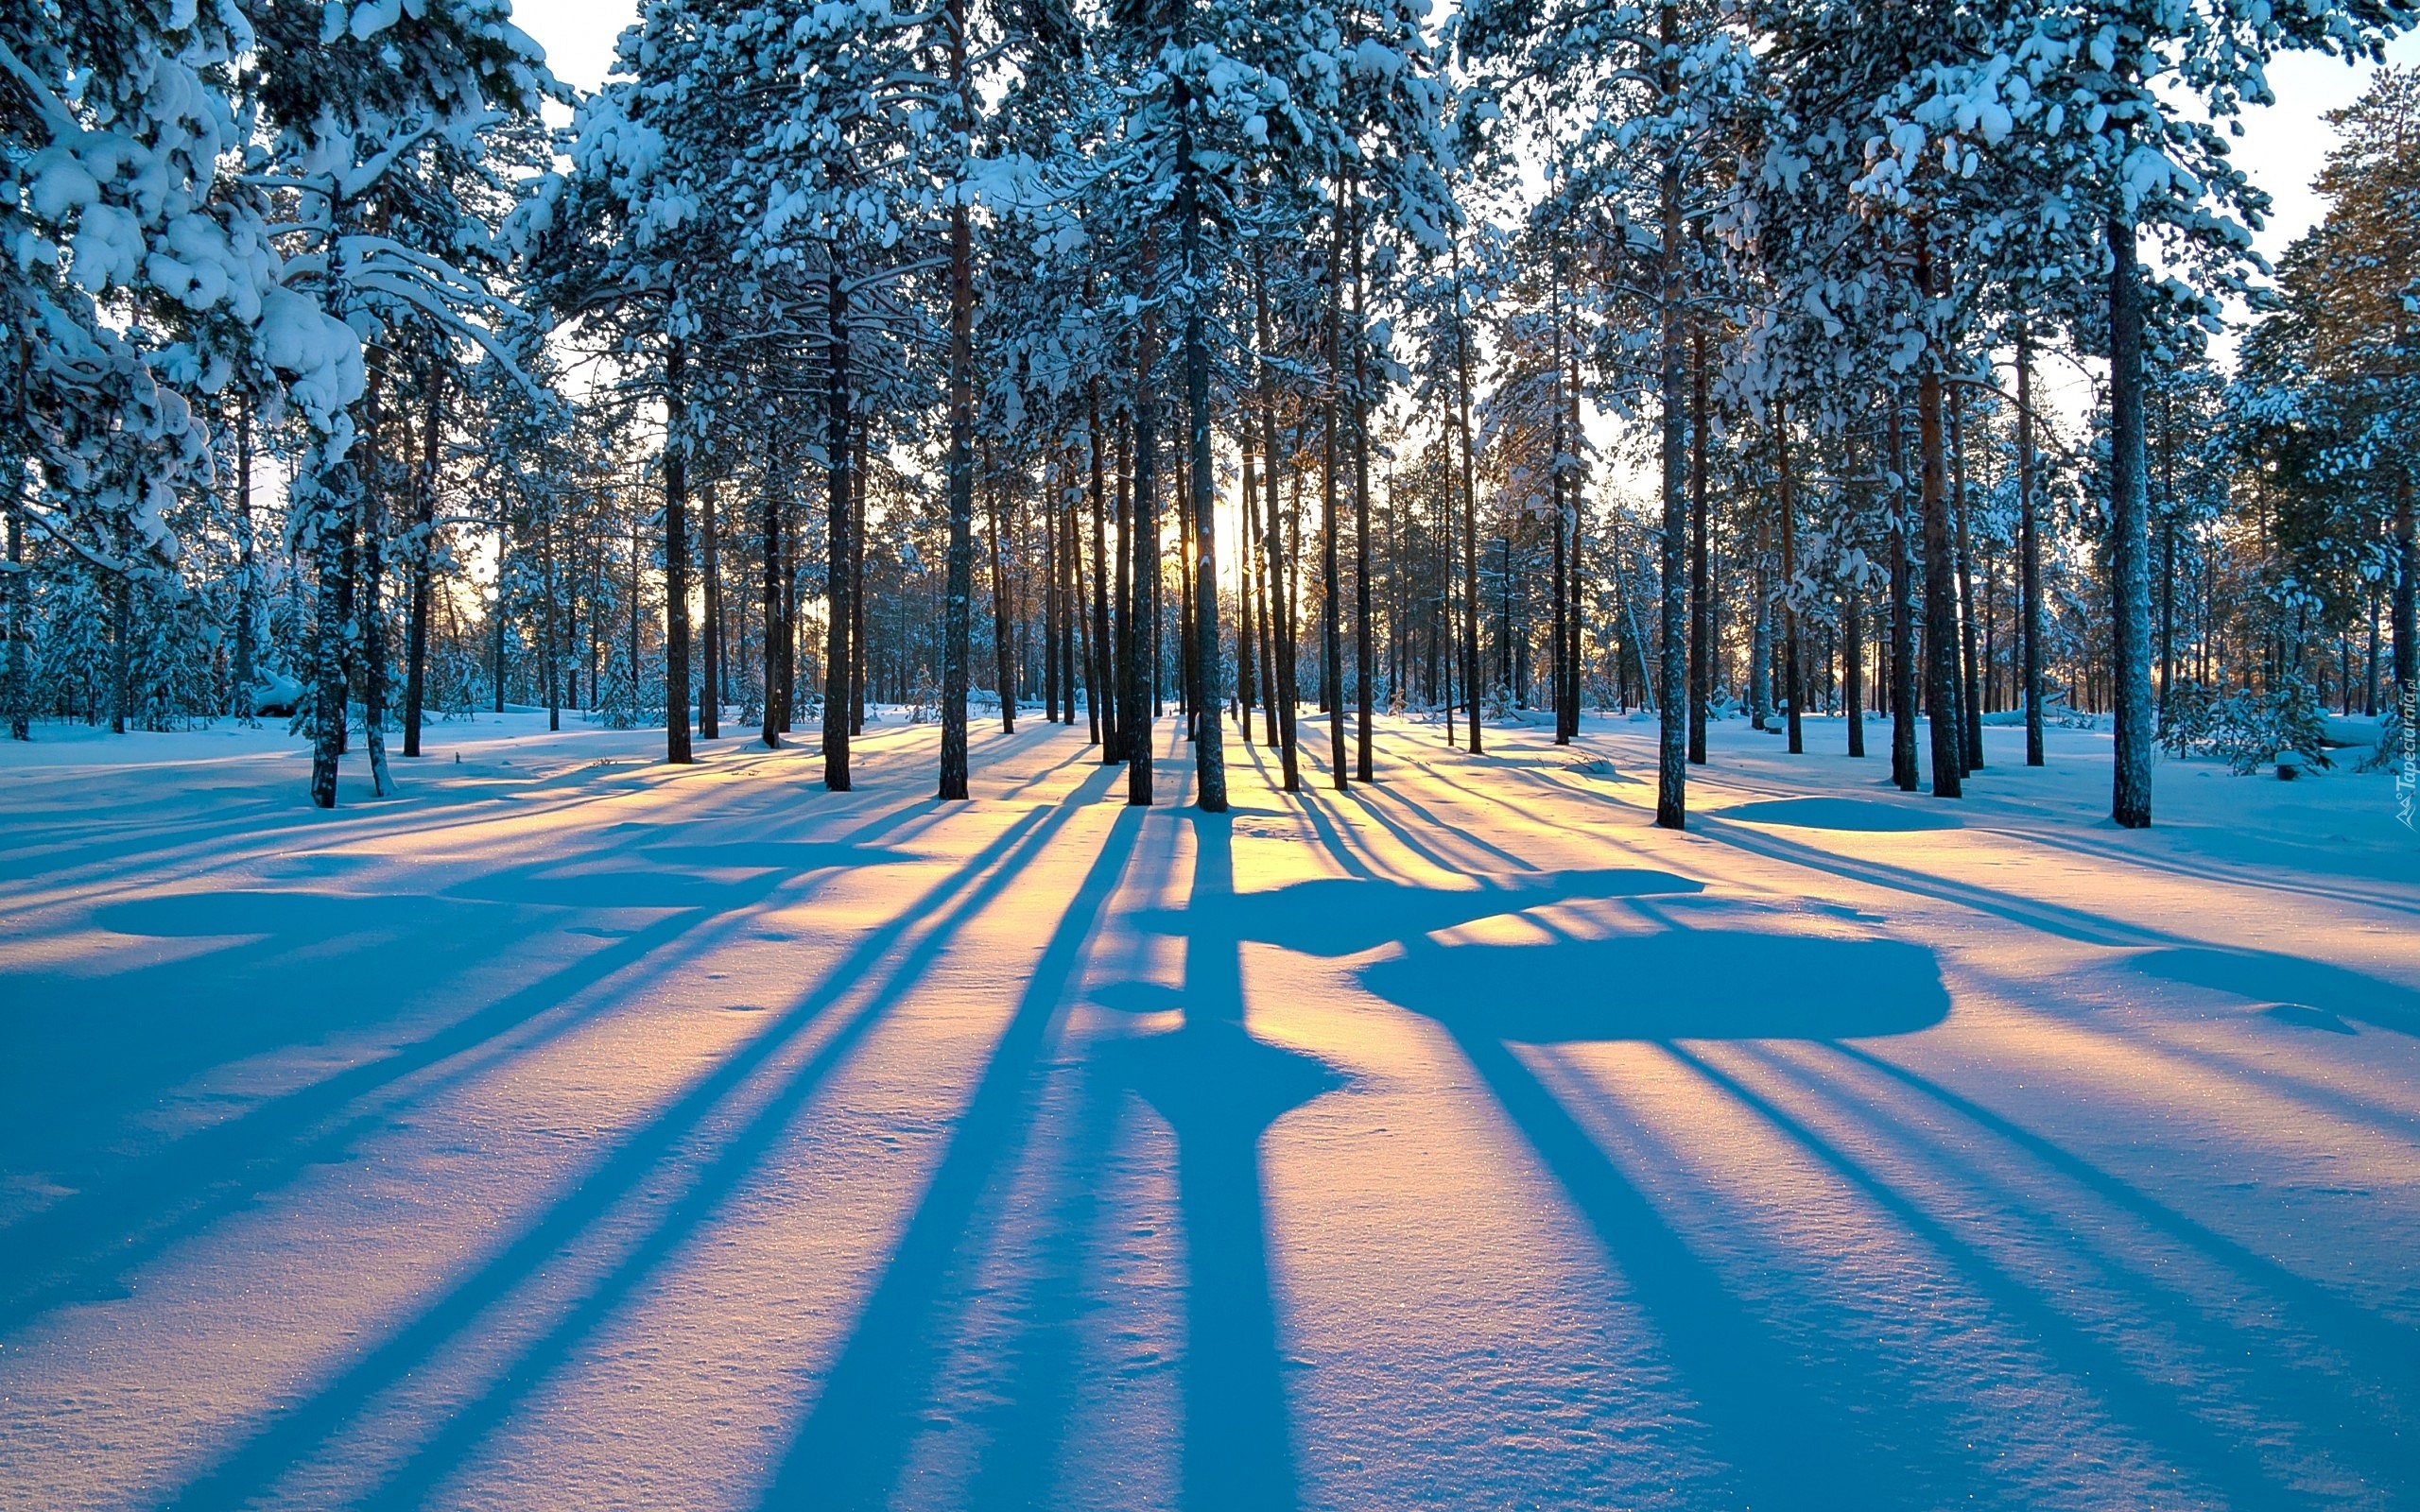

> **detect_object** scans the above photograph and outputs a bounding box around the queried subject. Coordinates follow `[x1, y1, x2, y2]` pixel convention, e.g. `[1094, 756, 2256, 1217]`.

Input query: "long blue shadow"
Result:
[752, 798, 1142, 1511]
[1110, 813, 1340, 1512]
[1824, 1042, 2420, 1410]
[0, 829, 920, 1334]
[158, 802, 1058, 1512]
[1669, 1046, 2351, 1510]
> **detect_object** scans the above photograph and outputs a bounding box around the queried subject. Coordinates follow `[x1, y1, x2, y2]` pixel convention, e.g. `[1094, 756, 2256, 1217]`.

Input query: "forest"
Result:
[10, 4, 2420, 1505]
[3, 0, 2417, 827]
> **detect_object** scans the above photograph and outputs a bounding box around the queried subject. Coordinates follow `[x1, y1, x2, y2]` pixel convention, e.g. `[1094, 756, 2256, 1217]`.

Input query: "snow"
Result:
[1, 711, 2416, 1509]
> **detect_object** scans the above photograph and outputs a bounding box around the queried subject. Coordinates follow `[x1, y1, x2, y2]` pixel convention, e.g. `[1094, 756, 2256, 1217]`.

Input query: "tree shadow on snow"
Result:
[1713, 796, 1965, 833]
[153, 778, 1106, 1512]
[1346, 917, 1961, 1510]
[2129, 946, 2420, 1039]
[1365, 930, 1949, 1042]
[0, 821, 927, 1336]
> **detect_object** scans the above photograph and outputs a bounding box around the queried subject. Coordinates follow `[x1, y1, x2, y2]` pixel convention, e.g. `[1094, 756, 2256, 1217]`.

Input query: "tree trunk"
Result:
[1350, 174, 1374, 784]
[402, 371, 437, 755]
[492, 512, 506, 714]
[307, 446, 357, 807]
[2017, 330, 2044, 766]
[1886, 399, 1918, 790]
[699, 479, 719, 739]
[1775, 399, 1804, 756]
[1322, 184, 1347, 791]
[111, 518, 130, 734]
[938, 15, 976, 796]
[1254, 427, 1280, 751]
[231, 397, 257, 722]
[1564, 348, 1585, 737]
[1179, 436, 1198, 734]
[1915, 241, 1960, 799]
[1127, 237, 1160, 806]
[354, 380, 393, 792]
[1550, 305, 1571, 748]
[2394, 471, 2415, 704]
[2157, 387, 2176, 717]
[852, 434, 868, 735]
[1090, 380, 1115, 755]
[663, 337, 695, 765]
[1952, 390, 1983, 771]
[1844, 566, 1865, 758]
[2107, 215, 2153, 827]
[823, 267, 854, 787]
[1239, 421, 1262, 738]
[1652, 0, 1687, 829]
[1253, 257, 1301, 788]
[761, 431, 788, 748]
[1063, 470, 1082, 729]
[937, 0, 976, 799]
[1115, 411, 1134, 765]
[1455, 248, 1482, 758]
[1688, 314, 1710, 764]
[5, 484, 25, 740]
[987, 444, 1016, 734]
[1180, 99, 1227, 811]
[541, 500, 559, 733]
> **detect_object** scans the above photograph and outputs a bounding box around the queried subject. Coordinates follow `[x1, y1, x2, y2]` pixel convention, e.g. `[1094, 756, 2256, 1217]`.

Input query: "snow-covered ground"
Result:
[2, 708, 2415, 1510]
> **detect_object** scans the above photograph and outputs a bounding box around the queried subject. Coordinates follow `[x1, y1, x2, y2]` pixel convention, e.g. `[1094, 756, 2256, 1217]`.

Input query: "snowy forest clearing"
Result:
[3, 716, 2417, 1509]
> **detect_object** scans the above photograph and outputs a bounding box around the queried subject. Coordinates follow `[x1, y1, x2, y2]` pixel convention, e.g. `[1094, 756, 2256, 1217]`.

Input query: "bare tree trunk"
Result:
[1127, 236, 1160, 806]
[2017, 330, 2044, 766]
[937, 0, 975, 799]
[307, 448, 356, 807]
[663, 337, 695, 765]
[1268, 413, 1287, 749]
[1888, 398, 1919, 791]
[232, 396, 258, 721]
[1350, 173, 1374, 784]
[541, 499, 559, 733]
[491, 509, 505, 714]
[2107, 215, 2153, 827]
[1176, 432, 1195, 733]
[1239, 423, 1261, 737]
[1253, 255, 1301, 787]
[761, 431, 788, 748]
[1844, 571, 1865, 758]
[1688, 315, 1710, 764]
[1455, 243, 1482, 757]
[1953, 390, 1983, 771]
[4, 480, 25, 740]
[111, 519, 130, 734]
[699, 479, 720, 739]
[1181, 97, 1227, 810]
[1063, 469, 1083, 730]
[1915, 240, 1960, 799]
[402, 372, 438, 755]
[2394, 471, 2415, 705]
[1775, 398, 1804, 756]
[355, 375, 394, 793]
[987, 444, 1016, 734]
[1090, 379, 1115, 756]
[851, 434, 868, 735]
[1550, 290, 1571, 748]
[1322, 187, 1347, 791]
[823, 268, 854, 787]
[1115, 411, 1134, 765]
[1652, 0, 1687, 828]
